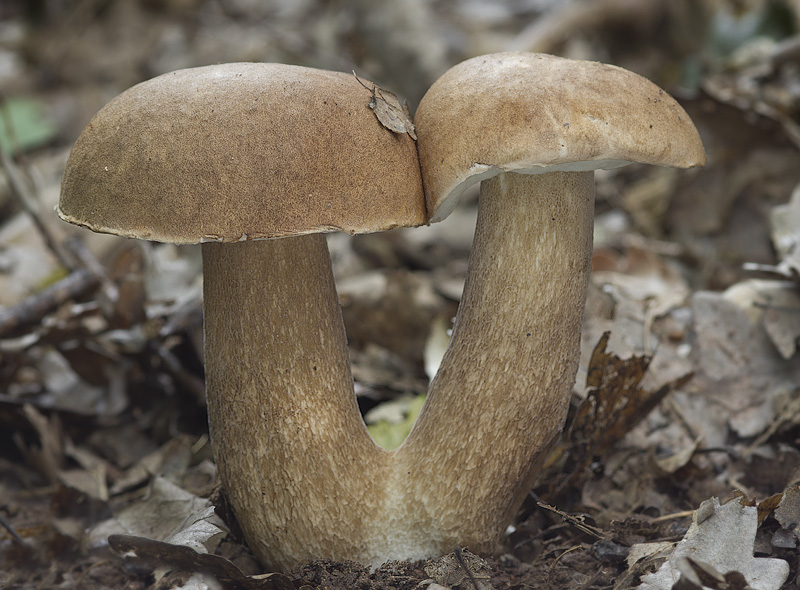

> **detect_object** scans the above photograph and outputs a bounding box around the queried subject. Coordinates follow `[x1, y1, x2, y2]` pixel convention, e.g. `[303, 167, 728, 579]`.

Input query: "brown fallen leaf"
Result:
[756, 491, 785, 526]
[541, 331, 695, 497]
[570, 331, 693, 464]
[354, 72, 417, 140]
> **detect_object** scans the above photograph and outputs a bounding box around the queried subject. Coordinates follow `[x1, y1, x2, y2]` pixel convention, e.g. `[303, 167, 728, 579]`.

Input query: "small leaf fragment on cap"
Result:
[354, 72, 417, 140]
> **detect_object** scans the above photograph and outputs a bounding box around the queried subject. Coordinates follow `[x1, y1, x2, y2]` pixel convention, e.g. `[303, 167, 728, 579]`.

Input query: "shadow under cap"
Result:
[414, 52, 706, 221]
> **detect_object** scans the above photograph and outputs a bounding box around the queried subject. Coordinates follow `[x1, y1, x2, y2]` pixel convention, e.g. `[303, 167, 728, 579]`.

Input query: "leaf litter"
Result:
[637, 497, 790, 590]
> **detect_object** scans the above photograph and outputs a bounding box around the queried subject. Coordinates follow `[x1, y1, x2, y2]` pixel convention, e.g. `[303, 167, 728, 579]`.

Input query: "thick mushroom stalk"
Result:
[395, 171, 594, 552]
[202, 235, 388, 570]
[405, 52, 705, 554]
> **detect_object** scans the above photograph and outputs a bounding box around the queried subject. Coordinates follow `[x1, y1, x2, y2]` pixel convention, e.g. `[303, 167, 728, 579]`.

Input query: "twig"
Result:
[62, 235, 118, 303]
[537, 502, 606, 539]
[0, 101, 74, 271]
[650, 509, 695, 523]
[0, 267, 97, 337]
[453, 547, 481, 590]
[0, 512, 24, 544]
[742, 395, 800, 459]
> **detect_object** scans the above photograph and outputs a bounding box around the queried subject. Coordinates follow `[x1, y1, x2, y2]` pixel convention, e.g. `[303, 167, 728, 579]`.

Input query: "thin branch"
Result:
[0, 267, 97, 337]
[0, 99, 74, 270]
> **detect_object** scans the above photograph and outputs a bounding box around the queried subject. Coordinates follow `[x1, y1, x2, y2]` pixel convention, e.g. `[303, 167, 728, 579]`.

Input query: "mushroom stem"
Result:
[202, 235, 386, 571]
[397, 170, 595, 553]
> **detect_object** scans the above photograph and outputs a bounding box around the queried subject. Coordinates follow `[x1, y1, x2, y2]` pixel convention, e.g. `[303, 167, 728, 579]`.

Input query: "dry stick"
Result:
[0, 102, 117, 333]
[0, 106, 74, 271]
[0, 267, 97, 337]
[536, 502, 606, 539]
[62, 235, 118, 303]
[0, 511, 24, 544]
[743, 394, 800, 459]
[0, 235, 115, 337]
[453, 547, 481, 590]
[650, 510, 695, 523]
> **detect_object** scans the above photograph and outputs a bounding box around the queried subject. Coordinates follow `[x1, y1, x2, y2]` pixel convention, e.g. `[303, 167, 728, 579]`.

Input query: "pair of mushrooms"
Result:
[58, 53, 704, 572]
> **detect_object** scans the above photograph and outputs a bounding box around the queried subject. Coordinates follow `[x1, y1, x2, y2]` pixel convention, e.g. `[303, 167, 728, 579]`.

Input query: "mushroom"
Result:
[59, 55, 706, 572]
[396, 53, 705, 555]
[57, 63, 426, 571]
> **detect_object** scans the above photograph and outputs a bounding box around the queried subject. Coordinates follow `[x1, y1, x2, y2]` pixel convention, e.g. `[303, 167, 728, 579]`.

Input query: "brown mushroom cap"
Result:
[58, 63, 425, 243]
[414, 52, 706, 221]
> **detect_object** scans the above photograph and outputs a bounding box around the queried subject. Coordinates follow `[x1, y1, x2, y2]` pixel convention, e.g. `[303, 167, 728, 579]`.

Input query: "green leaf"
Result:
[366, 394, 426, 450]
[0, 97, 57, 155]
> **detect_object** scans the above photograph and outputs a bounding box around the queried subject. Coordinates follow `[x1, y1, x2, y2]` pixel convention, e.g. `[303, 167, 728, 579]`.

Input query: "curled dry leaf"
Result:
[354, 72, 417, 140]
[566, 332, 693, 473]
[89, 477, 223, 553]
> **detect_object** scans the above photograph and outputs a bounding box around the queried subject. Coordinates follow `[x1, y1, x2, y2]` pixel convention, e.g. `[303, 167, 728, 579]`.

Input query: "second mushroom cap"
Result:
[414, 52, 705, 221]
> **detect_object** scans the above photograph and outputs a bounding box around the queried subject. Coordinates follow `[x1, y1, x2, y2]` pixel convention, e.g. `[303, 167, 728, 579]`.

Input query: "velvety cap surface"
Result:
[59, 63, 426, 243]
[414, 52, 706, 221]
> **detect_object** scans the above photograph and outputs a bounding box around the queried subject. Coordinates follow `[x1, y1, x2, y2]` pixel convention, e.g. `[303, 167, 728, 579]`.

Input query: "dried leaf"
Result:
[354, 72, 417, 139]
[591, 246, 690, 318]
[424, 548, 493, 590]
[109, 435, 194, 496]
[758, 287, 800, 360]
[626, 541, 674, 568]
[677, 557, 755, 590]
[768, 181, 800, 278]
[756, 491, 784, 525]
[653, 438, 701, 475]
[89, 476, 223, 553]
[109, 535, 293, 590]
[636, 497, 790, 590]
[569, 332, 692, 463]
[691, 288, 800, 442]
[774, 484, 800, 547]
